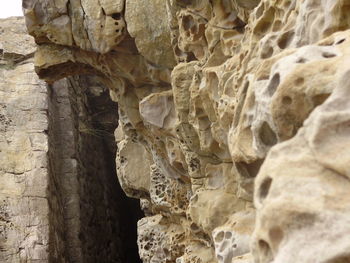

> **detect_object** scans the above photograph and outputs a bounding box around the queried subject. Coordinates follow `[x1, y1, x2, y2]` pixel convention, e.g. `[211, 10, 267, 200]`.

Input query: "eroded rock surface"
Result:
[0, 17, 142, 263]
[0, 17, 49, 262]
[19, 0, 350, 262]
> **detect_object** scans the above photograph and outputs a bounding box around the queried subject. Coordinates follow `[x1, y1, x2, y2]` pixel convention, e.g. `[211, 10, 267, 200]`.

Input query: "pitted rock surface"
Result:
[2, 0, 349, 262]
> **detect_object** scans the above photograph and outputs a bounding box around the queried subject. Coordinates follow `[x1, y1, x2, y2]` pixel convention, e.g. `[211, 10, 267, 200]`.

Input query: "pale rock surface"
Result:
[116, 138, 152, 198]
[20, 0, 350, 262]
[125, 0, 176, 68]
[0, 16, 138, 263]
[0, 17, 49, 262]
[253, 68, 350, 263]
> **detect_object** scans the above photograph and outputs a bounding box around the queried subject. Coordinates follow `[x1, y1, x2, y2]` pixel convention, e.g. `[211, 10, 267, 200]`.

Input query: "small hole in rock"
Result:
[257, 75, 269, 81]
[269, 227, 284, 247]
[296, 57, 307, 63]
[258, 239, 273, 261]
[282, 96, 292, 105]
[259, 177, 272, 201]
[225, 232, 232, 239]
[261, 46, 273, 59]
[335, 38, 345, 45]
[312, 93, 330, 107]
[322, 52, 336, 58]
[277, 31, 294, 49]
[267, 73, 280, 96]
[272, 20, 282, 32]
[215, 231, 225, 243]
[111, 13, 122, 20]
[259, 121, 277, 146]
[236, 159, 264, 178]
[257, 20, 271, 34]
[294, 77, 304, 86]
[182, 15, 194, 31]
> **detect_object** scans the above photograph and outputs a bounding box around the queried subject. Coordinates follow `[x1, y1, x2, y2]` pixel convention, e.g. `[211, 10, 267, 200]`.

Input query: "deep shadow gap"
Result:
[47, 75, 143, 263]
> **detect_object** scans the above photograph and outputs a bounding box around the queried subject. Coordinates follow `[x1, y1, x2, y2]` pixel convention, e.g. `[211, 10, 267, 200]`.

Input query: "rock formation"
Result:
[0, 17, 142, 262]
[2, 0, 350, 262]
[0, 17, 49, 262]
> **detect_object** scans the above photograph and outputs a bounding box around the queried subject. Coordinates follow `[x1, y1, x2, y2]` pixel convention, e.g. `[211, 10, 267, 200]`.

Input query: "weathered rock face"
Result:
[17, 0, 350, 262]
[0, 17, 49, 262]
[47, 76, 142, 263]
[0, 17, 142, 262]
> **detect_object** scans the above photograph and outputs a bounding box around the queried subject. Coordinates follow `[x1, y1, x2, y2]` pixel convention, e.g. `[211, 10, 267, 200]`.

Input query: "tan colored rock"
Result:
[0, 17, 50, 263]
[24, 0, 126, 53]
[213, 210, 255, 263]
[125, 0, 176, 68]
[22, 0, 350, 262]
[252, 69, 350, 263]
[116, 138, 152, 198]
[189, 189, 246, 235]
[139, 90, 176, 130]
[138, 215, 186, 262]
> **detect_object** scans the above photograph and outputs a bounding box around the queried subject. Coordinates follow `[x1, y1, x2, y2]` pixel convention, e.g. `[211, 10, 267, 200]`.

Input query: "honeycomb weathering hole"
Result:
[282, 96, 292, 105]
[259, 121, 278, 146]
[259, 176, 273, 201]
[277, 31, 295, 49]
[111, 13, 122, 20]
[267, 73, 280, 96]
[322, 52, 337, 58]
[258, 239, 274, 262]
[269, 227, 284, 248]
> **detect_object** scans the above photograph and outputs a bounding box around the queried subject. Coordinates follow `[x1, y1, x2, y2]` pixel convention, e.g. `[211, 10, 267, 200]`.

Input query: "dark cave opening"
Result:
[82, 75, 143, 263]
[48, 75, 143, 263]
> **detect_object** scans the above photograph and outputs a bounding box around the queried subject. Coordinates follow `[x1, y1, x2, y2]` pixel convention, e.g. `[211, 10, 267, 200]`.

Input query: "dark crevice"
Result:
[259, 176, 272, 202]
[48, 75, 143, 263]
[259, 121, 278, 146]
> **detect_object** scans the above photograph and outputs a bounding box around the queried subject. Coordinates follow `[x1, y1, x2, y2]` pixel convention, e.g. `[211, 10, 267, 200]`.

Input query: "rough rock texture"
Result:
[0, 17, 49, 262]
[47, 76, 138, 263]
[20, 0, 350, 262]
[0, 17, 142, 262]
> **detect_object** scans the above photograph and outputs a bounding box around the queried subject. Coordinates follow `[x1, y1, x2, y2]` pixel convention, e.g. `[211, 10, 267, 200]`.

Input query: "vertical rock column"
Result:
[47, 78, 80, 262]
[0, 17, 50, 262]
[48, 75, 142, 263]
[0, 17, 142, 262]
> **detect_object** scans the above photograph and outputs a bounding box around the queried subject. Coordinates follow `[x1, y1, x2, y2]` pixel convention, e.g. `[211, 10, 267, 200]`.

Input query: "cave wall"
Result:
[47, 76, 124, 262]
[48, 75, 142, 263]
[9, 0, 350, 262]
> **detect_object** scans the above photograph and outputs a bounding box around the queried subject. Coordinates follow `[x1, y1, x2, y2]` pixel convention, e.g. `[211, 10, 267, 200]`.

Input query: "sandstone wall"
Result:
[0, 17, 50, 262]
[0, 17, 141, 262]
[21, 0, 350, 263]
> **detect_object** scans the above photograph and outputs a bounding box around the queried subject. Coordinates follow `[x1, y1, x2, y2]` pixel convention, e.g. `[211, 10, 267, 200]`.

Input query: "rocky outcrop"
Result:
[0, 17, 142, 262]
[15, 0, 350, 262]
[0, 17, 49, 262]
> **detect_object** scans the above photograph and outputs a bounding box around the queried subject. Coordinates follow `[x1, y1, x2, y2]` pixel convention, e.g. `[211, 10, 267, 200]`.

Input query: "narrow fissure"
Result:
[48, 75, 143, 262]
